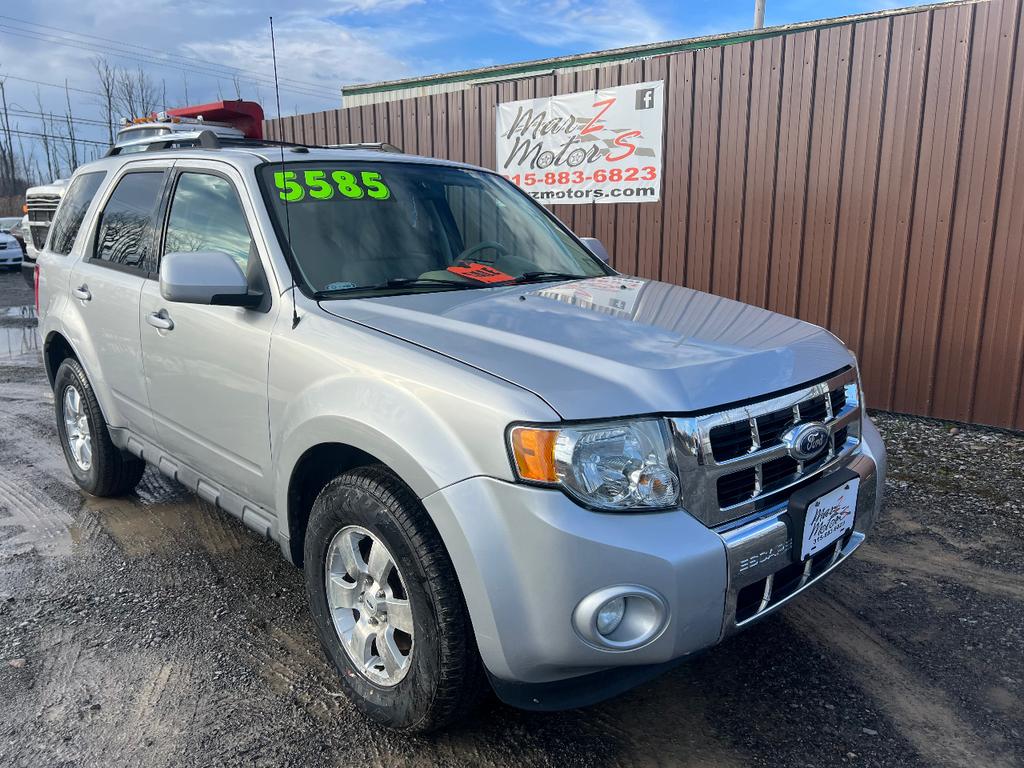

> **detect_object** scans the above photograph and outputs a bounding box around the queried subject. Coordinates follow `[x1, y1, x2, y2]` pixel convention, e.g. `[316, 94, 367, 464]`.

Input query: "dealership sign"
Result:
[496, 80, 664, 205]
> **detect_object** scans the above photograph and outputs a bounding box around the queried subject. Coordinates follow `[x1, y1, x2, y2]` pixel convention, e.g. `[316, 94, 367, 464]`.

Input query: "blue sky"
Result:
[328, 0, 924, 77]
[1, 0, 939, 179]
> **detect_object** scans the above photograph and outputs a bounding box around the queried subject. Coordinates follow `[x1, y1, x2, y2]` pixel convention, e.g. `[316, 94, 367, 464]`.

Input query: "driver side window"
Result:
[164, 172, 253, 274]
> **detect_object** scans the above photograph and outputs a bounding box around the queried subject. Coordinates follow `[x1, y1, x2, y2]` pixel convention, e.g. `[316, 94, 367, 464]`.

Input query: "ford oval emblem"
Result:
[782, 422, 830, 462]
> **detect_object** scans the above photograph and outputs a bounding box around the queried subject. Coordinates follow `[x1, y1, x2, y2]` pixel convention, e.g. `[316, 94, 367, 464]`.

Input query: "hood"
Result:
[320, 276, 854, 420]
[26, 179, 69, 197]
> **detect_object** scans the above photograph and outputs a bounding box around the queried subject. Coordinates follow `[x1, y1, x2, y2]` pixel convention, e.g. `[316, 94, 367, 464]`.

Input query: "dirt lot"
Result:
[0, 269, 1021, 768]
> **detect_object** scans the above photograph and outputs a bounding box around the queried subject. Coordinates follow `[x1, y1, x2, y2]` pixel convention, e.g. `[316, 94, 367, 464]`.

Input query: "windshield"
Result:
[258, 161, 609, 297]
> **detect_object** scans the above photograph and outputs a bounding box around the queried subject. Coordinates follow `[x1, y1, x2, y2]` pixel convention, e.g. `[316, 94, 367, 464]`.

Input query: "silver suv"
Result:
[36, 134, 885, 732]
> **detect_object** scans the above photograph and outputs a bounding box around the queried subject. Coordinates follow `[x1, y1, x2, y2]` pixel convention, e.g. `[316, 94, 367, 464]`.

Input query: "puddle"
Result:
[0, 306, 40, 360]
[85, 470, 250, 557]
[134, 470, 191, 505]
[87, 498, 199, 557]
[1, 305, 37, 320]
[88, 496, 251, 557]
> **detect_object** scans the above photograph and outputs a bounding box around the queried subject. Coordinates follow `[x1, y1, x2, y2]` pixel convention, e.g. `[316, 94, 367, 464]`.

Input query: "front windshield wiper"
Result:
[315, 272, 589, 299]
[383, 277, 478, 289]
[512, 271, 590, 284]
[315, 277, 479, 298]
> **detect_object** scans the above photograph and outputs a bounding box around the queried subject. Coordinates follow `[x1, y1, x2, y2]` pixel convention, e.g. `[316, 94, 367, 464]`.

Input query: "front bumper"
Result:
[421, 417, 885, 706]
[0, 250, 22, 267]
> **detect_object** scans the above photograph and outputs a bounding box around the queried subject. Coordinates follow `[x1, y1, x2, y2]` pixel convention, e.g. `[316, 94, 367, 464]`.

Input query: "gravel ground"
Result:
[0, 270, 1021, 768]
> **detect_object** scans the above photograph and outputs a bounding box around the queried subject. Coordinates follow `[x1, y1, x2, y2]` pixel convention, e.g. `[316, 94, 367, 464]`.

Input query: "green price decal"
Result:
[273, 169, 391, 202]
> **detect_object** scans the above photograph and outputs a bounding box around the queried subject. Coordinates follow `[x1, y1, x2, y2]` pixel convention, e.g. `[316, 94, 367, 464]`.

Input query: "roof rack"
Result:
[326, 142, 404, 153]
[105, 130, 404, 156]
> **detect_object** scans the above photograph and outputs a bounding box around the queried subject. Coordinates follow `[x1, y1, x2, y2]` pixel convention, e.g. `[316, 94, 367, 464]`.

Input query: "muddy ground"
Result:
[0, 269, 1020, 768]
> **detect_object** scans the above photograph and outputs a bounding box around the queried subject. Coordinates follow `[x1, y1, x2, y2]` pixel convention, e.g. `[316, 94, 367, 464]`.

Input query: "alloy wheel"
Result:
[325, 525, 414, 687]
[62, 385, 92, 471]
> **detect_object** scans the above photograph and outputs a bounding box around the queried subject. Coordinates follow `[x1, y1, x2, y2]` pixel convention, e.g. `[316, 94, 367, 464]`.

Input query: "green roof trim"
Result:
[342, 0, 976, 98]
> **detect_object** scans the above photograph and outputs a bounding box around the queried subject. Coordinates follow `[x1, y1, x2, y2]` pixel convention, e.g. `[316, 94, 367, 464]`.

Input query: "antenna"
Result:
[270, 16, 300, 329]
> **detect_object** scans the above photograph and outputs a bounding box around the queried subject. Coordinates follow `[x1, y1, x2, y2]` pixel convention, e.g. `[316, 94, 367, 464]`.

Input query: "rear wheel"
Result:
[54, 358, 145, 497]
[304, 465, 486, 732]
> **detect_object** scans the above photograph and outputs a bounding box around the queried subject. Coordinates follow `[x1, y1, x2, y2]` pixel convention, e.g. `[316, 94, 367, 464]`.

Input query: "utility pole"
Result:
[754, 0, 766, 29]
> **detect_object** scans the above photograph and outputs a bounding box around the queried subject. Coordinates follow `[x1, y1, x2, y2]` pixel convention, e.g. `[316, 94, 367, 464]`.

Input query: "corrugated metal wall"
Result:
[267, 0, 1024, 430]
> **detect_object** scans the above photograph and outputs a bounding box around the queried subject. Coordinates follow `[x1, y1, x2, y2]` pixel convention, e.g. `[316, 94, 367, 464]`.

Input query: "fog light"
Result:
[573, 585, 668, 651]
[596, 597, 625, 636]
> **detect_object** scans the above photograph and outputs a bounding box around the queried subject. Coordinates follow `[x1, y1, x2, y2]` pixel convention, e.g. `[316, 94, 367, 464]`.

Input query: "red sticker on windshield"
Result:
[447, 263, 513, 283]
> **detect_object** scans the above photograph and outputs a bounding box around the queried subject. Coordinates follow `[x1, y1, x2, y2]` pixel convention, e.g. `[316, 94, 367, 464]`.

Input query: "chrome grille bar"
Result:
[671, 367, 862, 528]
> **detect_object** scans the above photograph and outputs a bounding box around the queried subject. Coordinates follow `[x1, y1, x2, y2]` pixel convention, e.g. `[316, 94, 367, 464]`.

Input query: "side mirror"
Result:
[580, 237, 610, 263]
[160, 251, 260, 307]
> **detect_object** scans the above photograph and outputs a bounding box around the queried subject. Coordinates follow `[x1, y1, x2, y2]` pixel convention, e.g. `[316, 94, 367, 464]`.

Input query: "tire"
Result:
[53, 358, 145, 497]
[305, 465, 486, 732]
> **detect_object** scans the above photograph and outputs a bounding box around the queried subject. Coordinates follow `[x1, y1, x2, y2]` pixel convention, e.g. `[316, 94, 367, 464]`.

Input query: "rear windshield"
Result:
[115, 126, 170, 144]
[257, 161, 608, 297]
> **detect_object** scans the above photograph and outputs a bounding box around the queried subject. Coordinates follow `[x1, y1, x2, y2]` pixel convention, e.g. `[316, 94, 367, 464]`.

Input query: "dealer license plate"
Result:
[801, 478, 859, 559]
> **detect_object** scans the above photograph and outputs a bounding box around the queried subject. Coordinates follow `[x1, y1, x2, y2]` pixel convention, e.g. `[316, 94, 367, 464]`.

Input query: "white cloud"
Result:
[488, 0, 670, 49]
[182, 15, 423, 106]
[0, 0, 436, 181]
[325, 0, 425, 9]
[0, 1, 430, 119]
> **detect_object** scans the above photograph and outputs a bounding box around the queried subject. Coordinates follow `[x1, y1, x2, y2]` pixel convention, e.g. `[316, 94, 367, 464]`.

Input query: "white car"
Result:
[0, 230, 22, 270]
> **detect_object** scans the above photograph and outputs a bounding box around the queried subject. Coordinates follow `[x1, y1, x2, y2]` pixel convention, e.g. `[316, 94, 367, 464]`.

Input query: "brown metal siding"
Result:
[978, 0, 1024, 428]
[829, 19, 889, 357]
[268, 0, 1024, 429]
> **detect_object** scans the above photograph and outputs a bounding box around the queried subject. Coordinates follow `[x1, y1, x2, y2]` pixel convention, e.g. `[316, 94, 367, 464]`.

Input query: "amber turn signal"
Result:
[509, 426, 559, 483]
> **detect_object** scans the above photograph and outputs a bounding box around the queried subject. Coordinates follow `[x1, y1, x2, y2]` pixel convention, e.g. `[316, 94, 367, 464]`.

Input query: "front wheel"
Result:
[304, 466, 485, 732]
[53, 358, 145, 497]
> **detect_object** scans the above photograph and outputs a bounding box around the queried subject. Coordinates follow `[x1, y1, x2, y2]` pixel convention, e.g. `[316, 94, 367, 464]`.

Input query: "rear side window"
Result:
[48, 172, 106, 255]
[94, 171, 165, 272]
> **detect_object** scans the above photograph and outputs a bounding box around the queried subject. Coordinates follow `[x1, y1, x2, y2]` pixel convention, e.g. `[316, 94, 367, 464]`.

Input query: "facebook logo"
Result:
[635, 88, 656, 110]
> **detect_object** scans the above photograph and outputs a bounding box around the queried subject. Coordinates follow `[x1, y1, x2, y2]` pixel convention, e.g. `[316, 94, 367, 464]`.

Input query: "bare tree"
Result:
[0, 80, 17, 193]
[93, 57, 118, 144]
[34, 89, 55, 180]
[115, 65, 159, 120]
[64, 81, 79, 170]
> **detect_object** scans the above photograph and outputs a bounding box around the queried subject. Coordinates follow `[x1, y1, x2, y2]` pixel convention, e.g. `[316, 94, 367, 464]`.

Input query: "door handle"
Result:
[146, 309, 174, 331]
[72, 285, 91, 301]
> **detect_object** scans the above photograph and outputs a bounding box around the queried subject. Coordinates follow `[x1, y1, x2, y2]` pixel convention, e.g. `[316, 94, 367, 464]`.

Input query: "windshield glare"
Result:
[258, 161, 609, 296]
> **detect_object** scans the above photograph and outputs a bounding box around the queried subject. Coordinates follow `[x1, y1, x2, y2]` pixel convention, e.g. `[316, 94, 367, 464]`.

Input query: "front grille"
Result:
[833, 426, 849, 453]
[829, 388, 847, 413]
[717, 467, 756, 507]
[671, 368, 862, 528]
[27, 194, 60, 224]
[708, 389, 841, 461]
[798, 394, 829, 422]
[710, 421, 755, 461]
[756, 408, 793, 446]
[31, 227, 48, 251]
[735, 531, 852, 623]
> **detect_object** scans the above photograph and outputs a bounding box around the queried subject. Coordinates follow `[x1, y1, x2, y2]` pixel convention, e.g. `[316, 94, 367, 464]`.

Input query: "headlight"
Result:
[508, 419, 680, 511]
